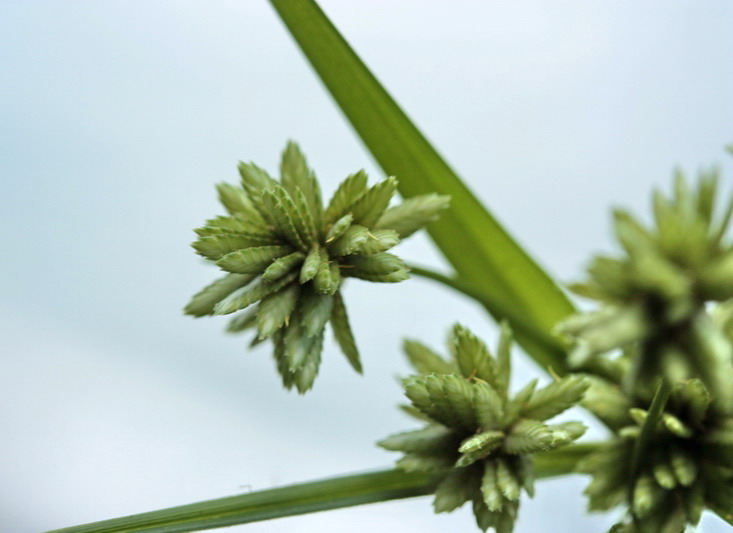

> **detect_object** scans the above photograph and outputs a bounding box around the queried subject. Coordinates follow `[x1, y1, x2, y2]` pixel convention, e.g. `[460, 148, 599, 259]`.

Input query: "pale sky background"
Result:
[2, 1, 732, 532]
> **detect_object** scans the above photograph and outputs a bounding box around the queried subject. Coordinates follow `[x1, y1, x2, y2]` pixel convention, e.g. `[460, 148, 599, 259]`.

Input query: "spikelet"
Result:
[379, 324, 588, 532]
[185, 141, 449, 392]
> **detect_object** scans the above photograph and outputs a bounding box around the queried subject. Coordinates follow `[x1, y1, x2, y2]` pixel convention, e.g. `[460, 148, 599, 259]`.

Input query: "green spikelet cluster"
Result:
[557, 169, 733, 402]
[184, 141, 449, 393]
[378, 324, 589, 532]
[578, 373, 733, 531]
[557, 164, 733, 529]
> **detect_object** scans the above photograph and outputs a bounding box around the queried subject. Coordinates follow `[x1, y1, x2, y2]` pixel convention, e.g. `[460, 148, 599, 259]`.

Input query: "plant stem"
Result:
[48, 470, 439, 533]
[48, 444, 598, 533]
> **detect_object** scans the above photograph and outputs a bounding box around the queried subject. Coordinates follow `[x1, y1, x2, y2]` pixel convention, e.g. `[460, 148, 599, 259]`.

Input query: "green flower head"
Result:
[379, 324, 589, 533]
[579, 375, 733, 531]
[557, 169, 733, 396]
[184, 141, 449, 393]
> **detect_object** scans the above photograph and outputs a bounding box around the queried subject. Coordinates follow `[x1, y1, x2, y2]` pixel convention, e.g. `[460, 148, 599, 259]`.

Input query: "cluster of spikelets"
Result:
[378, 323, 590, 533]
[184, 142, 449, 393]
[557, 168, 733, 530]
[578, 370, 733, 532]
[557, 169, 733, 401]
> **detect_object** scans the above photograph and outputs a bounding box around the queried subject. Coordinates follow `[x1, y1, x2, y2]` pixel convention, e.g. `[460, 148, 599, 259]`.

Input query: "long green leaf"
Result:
[269, 0, 575, 373]
[49, 445, 597, 533]
[48, 470, 438, 533]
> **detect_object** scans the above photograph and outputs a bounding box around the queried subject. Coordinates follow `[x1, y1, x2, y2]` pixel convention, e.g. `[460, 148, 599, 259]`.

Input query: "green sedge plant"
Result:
[49, 1, 733, 532]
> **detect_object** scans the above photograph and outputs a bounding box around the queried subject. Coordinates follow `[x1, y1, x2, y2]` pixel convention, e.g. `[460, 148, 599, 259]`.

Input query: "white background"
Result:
[2, 1, 732, 531]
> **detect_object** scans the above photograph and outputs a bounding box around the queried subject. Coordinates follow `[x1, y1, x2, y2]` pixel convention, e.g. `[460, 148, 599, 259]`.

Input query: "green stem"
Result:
[48, 470, 439, 533]
[534, 442, 602, 477]
[49, 444, 598, 533]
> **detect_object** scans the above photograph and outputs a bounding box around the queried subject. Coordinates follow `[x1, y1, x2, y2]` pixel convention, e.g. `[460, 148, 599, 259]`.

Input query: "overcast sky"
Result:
[2, 1, 732, 532]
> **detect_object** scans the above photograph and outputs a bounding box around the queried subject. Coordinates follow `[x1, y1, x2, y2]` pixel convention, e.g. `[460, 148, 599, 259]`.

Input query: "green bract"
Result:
[557, 169, 733, 403]
[379, 324, 589, 532]
[185, 141, 449, 393]
[579, 373, 733, 532]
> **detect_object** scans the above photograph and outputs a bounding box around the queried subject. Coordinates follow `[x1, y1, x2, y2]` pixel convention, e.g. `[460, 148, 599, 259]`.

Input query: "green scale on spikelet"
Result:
[185, 141, 449, 393]
[378, 324, 590, 533]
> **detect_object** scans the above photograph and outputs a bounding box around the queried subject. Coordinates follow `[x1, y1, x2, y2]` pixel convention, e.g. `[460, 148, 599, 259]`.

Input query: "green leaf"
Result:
[495, 322, 512, 398]
[184, 273, 255, 317]
[324, 170, 368, 223]
[376, 193, 451, 238]
[330, 291, 361, 372]
[47, 469, 439, 533]
[50, 445, 597, 533]
[270, 0, 575, 375]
